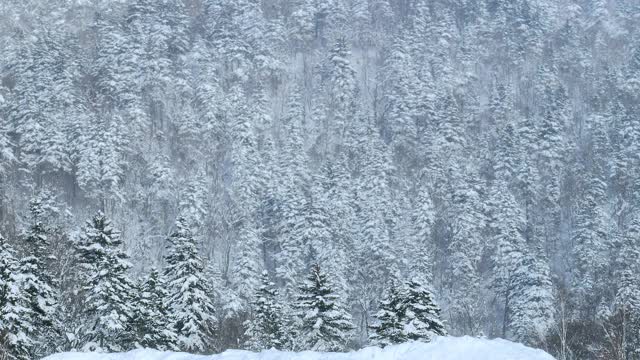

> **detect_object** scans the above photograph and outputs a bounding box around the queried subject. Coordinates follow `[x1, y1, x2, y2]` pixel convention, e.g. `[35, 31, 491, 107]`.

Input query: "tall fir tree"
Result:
[294, 264, 354, 352]
[507, 249, 555, 345]
[402, 279, 447, 342]
[0, 234, 34, 360]
[326, 37, 357, 151]
[369, 281, 406, 347]
[232, 219, 263, 305]
[274, 86, 309, 298]
[407, 180, 436, 283]
[18, 193, 58, 356]
[0, 118, 15, 179]
[164, 217, 217, 353]
[488, 181, 527, 337]
[612, 213, 640, 356]
[444, 165, 486, 336]
[370, 279, 446, 346]
[243, 271, 288, 351]
[75, 212, 135, 352]
[131, 268, 177, 350]
[571, 174, 610, 318]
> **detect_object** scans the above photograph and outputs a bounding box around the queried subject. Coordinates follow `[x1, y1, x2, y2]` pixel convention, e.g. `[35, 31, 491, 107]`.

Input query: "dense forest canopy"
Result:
[0, 0, 640, 359]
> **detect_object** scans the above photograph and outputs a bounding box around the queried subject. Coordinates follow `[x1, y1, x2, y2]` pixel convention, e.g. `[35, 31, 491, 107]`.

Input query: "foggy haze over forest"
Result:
[0, 0, 639, 359]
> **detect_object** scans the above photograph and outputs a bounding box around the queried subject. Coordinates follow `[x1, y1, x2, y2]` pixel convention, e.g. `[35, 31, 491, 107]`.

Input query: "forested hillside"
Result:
[0, 0, 639, 359]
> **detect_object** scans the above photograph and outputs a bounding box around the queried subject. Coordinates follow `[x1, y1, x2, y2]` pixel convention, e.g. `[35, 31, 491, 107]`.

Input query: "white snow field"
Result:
[42, 336, 556, 360]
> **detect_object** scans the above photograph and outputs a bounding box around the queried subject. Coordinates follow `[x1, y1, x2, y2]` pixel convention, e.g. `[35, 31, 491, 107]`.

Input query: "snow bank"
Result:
[42, 336, 556, 360]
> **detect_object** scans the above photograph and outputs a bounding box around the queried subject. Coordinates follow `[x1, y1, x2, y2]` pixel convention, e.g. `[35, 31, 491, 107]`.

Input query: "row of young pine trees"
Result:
[0, 201, 446, 359]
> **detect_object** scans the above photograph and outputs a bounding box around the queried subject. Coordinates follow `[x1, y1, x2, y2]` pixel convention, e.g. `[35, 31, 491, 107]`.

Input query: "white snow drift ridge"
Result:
[42, 336, 556, 360]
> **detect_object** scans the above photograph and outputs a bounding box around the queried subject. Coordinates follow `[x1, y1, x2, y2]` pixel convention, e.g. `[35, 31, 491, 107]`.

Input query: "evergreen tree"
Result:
[18, 192, 58, 355]
[371, 278, 446, 346]
[327, 37, 356, 150]
[571, 174, 610, 317]
[508, 249, 555, 345]
[6, 32, 75, 178]
[369, 281, 405, 347]
[407, 180, 436, 282]
[514, 114, 541, 243]
[131, 268, 177, 350]
[317, 156, 354, 278]
[0, 235, 34, 360]
[229, 88, 265, 306]
[230, 86, 263, 213]
[243, 271, 287, 351]
[352, 117, 398, 300]
[305, 175, 349, 300]
[0, 120, 15, 179]
[232, 218, 263, 304]
[294, 264, 354, 352]
[164, 217, 217, 353]
[382, 35, 419, 166]
[76, 114, 127, 210]
[488, 182, 527, 337]
[402, 279, 447, 342]
[444, 166, 486, 335]
[75, 212, 135, 352]
[491, 82, 518, 182]
[92, 13, 144, 131]
[178, 171, 209, 233]
[536, 65, 570, 251]
[612, 213, 640, 356]
[14, 256, 54, 357]
[274, 86, 309, 298]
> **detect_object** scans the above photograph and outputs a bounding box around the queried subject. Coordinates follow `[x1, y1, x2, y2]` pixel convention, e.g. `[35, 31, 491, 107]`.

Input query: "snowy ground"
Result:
[42, 336, 556, 360]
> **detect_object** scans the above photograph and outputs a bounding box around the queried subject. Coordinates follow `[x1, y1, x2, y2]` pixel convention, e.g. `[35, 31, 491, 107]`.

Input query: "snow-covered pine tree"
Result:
[304, 176, 348, 300]
[408, 180, 435, 283]
[507, 249, 555, 345]
[206, 0, 258, 82]
[18, 193, 58, 356]
[288, 0, 315, 50]
[76, 114, 127, 211]
[402, 279, 447, 342]
[571, 173, 609, 318]
[6, 32, 74, 179]
[491, 81, 518, 183]
[243, 271, 287, 351]
[92, 12, 144, 134]
[131, 268, 177, 350]
[75, 212, 135, 352]
[164, 217, 217, 353]
[444, 165, 486, 335]
[369, 281, 406, 347]
[370, 278, 446, 346]
[0, 234, 34, 360]
[14, 256, 54, 358]
[229, 87, 265, 305]
[178, 171, 209, 234]
[0, 119, 15, 179]
[294, 264, 354, 352]
[326, 37, 356, 151]
[612, 213, 640, 356]
[488, 181, 527, 337]
[274, 86, 309, 299]
[232, 219, 263, 305]
[536, 64, 570, 251]
[352, 116, 398, 308]
[315, 156, 354, 290]
[381, 33, 419, 168]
